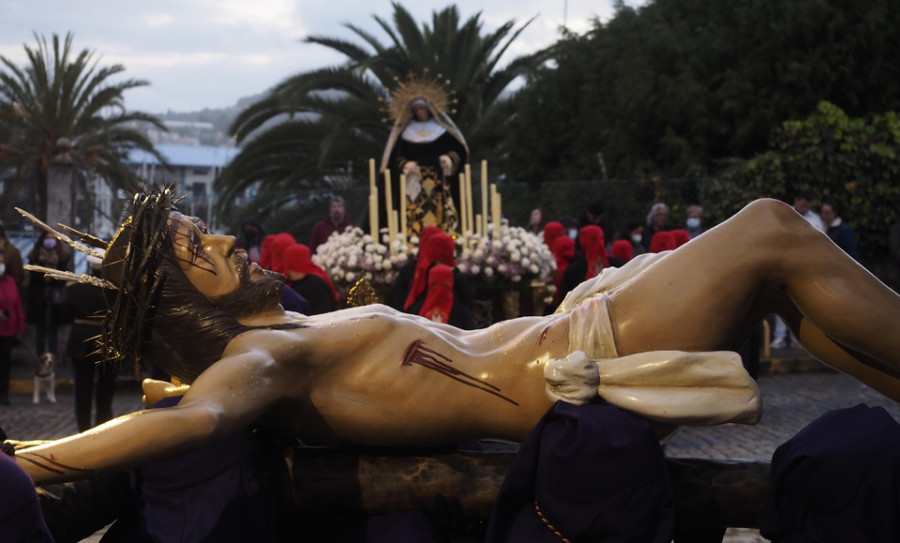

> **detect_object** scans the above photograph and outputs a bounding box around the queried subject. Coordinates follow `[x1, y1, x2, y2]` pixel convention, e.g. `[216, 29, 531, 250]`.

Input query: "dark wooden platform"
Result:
[39, 442, 771, 543]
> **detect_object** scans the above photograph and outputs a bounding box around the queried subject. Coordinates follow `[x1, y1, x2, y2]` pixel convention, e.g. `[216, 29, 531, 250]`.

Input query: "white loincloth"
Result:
[546, 252, 761, 430]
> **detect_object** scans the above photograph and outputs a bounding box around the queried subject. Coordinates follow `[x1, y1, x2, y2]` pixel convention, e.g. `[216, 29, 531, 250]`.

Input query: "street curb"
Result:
[9, 378, 143, 396]
[10, 379, 75, 396]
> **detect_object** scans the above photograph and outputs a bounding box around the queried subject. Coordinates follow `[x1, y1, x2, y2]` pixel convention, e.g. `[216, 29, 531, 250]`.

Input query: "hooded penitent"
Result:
[403, 233, 455, 311]
[578, 225, 609, 280]
[283, 243, 339, 302]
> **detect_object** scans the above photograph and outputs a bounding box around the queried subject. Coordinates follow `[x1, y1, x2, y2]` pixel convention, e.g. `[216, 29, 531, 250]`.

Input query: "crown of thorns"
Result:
[18, 183, 183, 370]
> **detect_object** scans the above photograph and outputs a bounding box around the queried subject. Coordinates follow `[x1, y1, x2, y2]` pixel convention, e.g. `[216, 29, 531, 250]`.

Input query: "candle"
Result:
[383, 170, 393, 243]
[479, 162, 488, 239]
[400, 174, 408, 243]
[369, 158, 376, 192]
[475, 213, 482, 237]
[369, 190, 378, 241]
[490, 184, 500, 236]
[466, 171, 474, 238]
[391, 210, 399, 245]
[495, 192, 502, 233]
[458, 173, 467, 236]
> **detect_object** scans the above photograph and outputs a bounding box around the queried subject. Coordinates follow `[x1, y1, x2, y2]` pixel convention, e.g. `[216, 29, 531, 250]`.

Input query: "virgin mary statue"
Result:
[379, 75, 469, 239]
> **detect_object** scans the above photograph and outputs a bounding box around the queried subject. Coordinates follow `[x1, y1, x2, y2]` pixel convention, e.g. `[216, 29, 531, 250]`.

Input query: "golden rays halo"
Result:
[382, 70, 457, 123]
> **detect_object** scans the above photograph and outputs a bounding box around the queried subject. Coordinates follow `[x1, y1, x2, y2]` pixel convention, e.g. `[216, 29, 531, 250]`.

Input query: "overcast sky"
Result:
[1, 0, 647, 114]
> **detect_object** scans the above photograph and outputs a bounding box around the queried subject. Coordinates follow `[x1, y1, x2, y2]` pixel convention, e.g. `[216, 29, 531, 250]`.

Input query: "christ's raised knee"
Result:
[731, 199, 822, 246]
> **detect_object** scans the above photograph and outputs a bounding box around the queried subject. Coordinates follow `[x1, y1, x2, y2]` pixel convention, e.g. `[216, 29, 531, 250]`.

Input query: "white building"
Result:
[125, 143, 242, 232]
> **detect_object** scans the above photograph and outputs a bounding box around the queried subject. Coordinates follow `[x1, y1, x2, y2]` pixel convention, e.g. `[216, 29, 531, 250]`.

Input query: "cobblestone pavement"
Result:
[3, 369, 899, 542]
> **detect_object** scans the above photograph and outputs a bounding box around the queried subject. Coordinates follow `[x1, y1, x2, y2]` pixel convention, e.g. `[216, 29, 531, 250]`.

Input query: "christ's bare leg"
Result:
[609, 199, 900, 399]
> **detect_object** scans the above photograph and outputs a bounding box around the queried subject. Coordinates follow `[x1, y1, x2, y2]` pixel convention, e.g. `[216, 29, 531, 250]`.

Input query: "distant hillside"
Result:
[138, 93, 265, 146]
[156, 92, 265, 135]
[149, 90, 328, 146]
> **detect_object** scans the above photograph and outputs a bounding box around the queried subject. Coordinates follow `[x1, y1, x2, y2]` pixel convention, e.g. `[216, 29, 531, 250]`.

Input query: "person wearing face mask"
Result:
[0, 252, 25, 405]
[558, 217, 579, 243]
[684, 205, 705, 239]
[613, 218, 647, 257]
[26, 232, 71, 360]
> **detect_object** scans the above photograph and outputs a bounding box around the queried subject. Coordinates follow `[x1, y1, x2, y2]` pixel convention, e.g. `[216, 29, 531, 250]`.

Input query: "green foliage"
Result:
[711, 101, 900, 261]
[501, 0, 900, 182]
[0, 32, 165, 223]
[217, 2, 547, 222]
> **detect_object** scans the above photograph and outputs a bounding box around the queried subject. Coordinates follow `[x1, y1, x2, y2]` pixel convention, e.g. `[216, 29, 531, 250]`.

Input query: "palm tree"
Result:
[0, 32, 166, 227]
[216, 2, 547, 221]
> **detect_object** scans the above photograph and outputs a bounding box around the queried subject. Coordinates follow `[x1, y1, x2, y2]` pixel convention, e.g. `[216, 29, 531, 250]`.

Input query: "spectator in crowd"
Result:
[26, 231, 71, 360]
[0, 251, 25, 406]
[557, 226, 609, 305]
[258, 234, 278, 271]
[391, 226, 442, 310]
[670, 229, 691, 248]
[310, 196, 353, 254]
[418, 264, 474, 329]
[542, 222, 565, 251]
[525, 208, 547, 235]
[0, 219, 24, 289]
[684, 204, 705, 239]
[577, 200, 610, 234]
[614, 217, 647, 257]
[649, 231, 677, 253]
[544, 236, 576, 314]
[609, 240, 633, 266]
[236, 219, 265, 263]
[67, 254, 117, 431]
[559, 216, 579, 241]
[265, 232, 297, 277]
[641, 203, 670, 249]
[791, 190, 826, 233]
[258, 232, 311, 315]
[821, 197, 861, 262]
[283, 243, 339, 315]
[403, 233, 473, 324]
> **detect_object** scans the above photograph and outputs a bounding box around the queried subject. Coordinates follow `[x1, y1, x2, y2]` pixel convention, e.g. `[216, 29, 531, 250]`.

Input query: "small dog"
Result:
[33, 352, 57, 404]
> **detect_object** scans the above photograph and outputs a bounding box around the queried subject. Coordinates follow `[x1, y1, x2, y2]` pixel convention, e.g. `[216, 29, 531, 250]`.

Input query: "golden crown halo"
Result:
[383, 70, 457, 123]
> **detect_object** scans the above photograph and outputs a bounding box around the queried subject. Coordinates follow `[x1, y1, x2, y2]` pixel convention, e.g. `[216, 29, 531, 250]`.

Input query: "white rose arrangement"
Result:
[312, 227, 410, 287]
[312, 223, 555, 295]
[456, 222, 555, 286]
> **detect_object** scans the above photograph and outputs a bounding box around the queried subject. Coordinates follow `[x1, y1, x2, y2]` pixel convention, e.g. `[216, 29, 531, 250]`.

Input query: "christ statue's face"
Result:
[168, 212, 283, 316]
